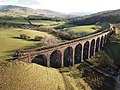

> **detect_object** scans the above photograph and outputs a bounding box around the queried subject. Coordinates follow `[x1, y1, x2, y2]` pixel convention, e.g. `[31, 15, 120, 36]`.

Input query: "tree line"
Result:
[27, 15, 63, 21]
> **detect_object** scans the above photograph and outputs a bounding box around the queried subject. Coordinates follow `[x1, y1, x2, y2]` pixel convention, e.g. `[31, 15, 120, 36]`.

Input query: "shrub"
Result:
[20, 34, 27, 39]
[20, 34, 30, 40]
[34, 36, 43, 41]
[41, 37, 61, 46]
[25, 36, 30, 40]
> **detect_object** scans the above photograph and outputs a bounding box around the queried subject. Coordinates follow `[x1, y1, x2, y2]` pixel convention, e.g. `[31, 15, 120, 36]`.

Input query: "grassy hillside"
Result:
[0, 5, 68, 18]
[60, 65, 92, 90]
[62, 25, 100, 36]
[104, 42, 120, 66]
[31, 20, 58, 25]
[0, 60, 93, 90]
[0, 52, 116, 90]
[0, 61, 66, 90]
[0, 19, 29, 25]
[0, 28, 54, 61]
[30, 20, 65, 28]
[0, 17, 65, 28]
[103, 26, 120, 67]
[0, 12, 28, 17]
[68, 9, 120, 26]
[60, 51, 116, 90]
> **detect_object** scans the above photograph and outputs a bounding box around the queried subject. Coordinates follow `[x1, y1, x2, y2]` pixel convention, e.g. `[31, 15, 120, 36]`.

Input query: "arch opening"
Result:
[106, 33, 110, 42]
[32, 55, 47, 66]
[83, 41, 89, 60]
[50, 50, 62, 68]
[95, 37, 100, 52]
[90, 39, 95, 58]
[104, 35, 107, 44]
[74, 44, 82, 64]
[100, 36, 104, 49]
[64, 47, 73, 67]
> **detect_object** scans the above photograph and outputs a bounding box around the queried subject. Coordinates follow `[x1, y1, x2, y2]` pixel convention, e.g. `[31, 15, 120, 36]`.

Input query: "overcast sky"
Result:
[0, 0, 120, 14]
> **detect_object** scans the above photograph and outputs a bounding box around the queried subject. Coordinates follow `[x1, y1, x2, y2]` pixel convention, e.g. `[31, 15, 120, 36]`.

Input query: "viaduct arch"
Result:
[17, 29, 115, 68]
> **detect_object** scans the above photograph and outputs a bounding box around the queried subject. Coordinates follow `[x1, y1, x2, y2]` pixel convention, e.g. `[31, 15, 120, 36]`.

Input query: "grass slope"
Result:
[0, 12, 28, 17]
[0, 61, 92, 90]
[30, 20, 65, 28]
[60, 65, 92, 90]
[31, 20, 58, 25]
[103, 27, 120, 67]
[60, 51, 116, 90]
[0, 19, 65, 28]
[0, 61, 66, 90]
[0, 19, 29, 25]
[0, 28, 54, 61]
[62, 25, 101, 36]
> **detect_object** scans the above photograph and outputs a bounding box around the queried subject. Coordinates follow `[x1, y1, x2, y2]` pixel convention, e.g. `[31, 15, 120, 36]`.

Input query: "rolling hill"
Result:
[69, 9, 120, 25]
[0, 5, 69, 18]
[70, 9, 120, 20]
[0, 28, 57, 61]
[0, 61, 66, 90]
[0, 61, 92, 90]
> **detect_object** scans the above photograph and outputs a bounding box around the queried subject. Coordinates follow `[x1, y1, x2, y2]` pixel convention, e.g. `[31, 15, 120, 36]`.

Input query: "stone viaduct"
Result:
[17, 28, 115, 68]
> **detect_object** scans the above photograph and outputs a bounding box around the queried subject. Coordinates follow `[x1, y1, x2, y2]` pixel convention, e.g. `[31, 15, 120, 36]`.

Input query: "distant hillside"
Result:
[0, 5, 69, 18]
[69, 9, 120, 25]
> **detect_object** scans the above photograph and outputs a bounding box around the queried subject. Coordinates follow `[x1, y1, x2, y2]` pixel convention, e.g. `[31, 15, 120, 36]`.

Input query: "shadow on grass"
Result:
[12, 37, 21, 39]
[11, 37, 39, 42]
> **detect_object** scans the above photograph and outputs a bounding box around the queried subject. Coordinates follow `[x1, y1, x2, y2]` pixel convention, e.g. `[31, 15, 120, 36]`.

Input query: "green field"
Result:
[30, 20, 65, 28]
[0, 28, 54, 61]
[30, 20, 58, 25]
[0, 19, 29, 24]
[0, 12, 30, 17]
[62, 25, 101, 36]
[0, 19, 65, 28]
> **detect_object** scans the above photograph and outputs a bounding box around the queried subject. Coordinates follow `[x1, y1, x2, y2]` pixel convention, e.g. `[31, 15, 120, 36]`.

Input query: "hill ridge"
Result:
[0, 5, 68, 18]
